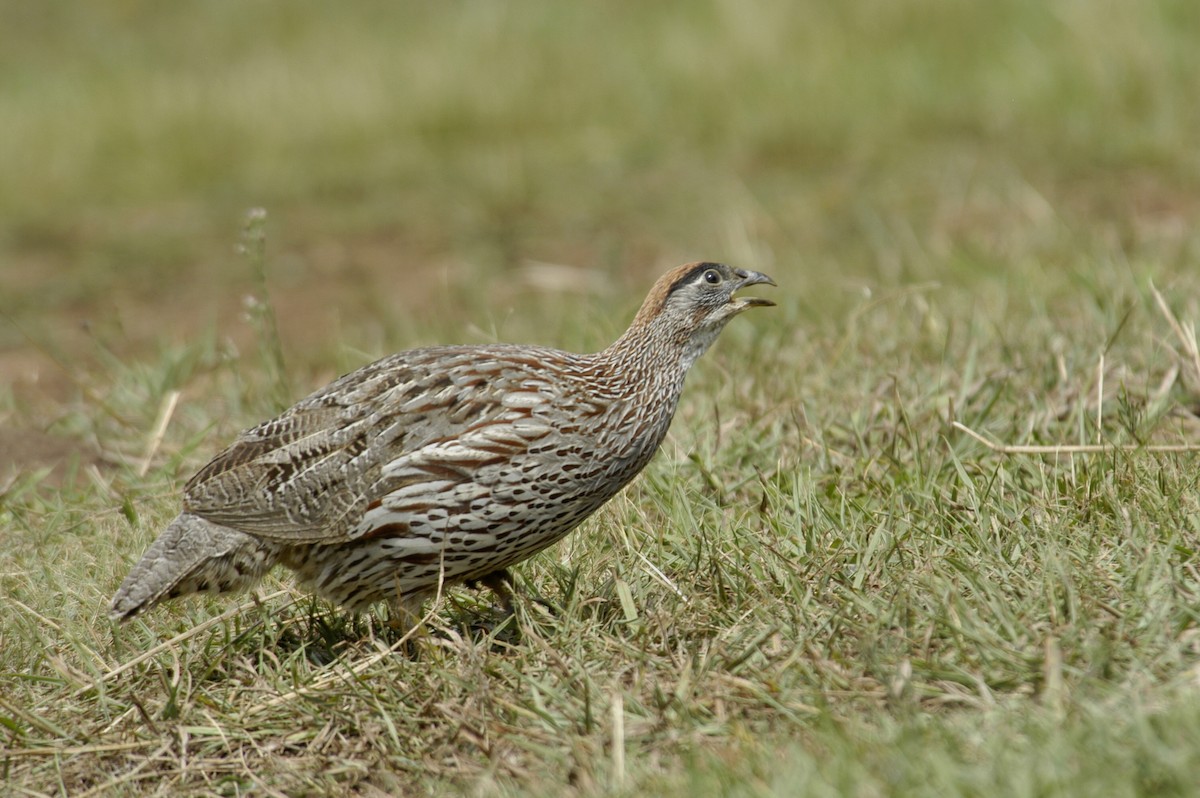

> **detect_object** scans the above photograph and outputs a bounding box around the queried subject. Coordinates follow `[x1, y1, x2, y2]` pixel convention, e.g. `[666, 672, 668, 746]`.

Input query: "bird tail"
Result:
[109, 512, 280, 620]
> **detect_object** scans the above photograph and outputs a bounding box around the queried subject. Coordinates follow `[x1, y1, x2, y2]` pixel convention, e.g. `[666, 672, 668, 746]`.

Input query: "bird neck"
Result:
[595, 312, 699, 404]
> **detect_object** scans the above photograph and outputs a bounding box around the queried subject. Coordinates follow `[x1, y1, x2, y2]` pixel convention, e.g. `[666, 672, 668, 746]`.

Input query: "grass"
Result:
[3, 0, 1200, 794]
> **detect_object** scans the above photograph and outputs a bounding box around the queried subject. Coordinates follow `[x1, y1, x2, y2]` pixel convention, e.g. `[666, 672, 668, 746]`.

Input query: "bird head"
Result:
[629, 261, 776, 369]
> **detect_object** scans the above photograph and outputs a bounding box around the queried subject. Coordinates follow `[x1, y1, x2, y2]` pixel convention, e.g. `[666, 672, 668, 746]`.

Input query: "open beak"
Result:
[731, 268, 776, 309]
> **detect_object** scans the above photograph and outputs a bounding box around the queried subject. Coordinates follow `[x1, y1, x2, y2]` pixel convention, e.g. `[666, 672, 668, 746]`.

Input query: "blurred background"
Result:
[2, 0, 1198, 464]
[7, 5, 1200, 791]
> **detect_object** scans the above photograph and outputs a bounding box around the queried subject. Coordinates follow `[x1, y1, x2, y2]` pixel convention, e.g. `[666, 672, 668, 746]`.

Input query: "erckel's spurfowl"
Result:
[110, 262, 775, 623]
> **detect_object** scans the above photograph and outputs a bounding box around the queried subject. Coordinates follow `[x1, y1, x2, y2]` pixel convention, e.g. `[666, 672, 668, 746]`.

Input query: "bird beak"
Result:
[731, 268, 776, 309]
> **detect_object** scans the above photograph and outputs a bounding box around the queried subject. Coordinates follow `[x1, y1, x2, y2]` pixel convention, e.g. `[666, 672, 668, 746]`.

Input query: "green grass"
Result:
[4, 0, 1200, 794]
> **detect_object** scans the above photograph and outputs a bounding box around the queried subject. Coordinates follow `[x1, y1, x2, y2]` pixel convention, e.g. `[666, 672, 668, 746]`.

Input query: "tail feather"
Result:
[109, 512, 280, 620]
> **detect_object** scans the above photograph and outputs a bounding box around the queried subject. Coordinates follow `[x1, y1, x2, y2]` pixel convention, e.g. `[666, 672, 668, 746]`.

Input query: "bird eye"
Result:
[703, 269, 721, 285]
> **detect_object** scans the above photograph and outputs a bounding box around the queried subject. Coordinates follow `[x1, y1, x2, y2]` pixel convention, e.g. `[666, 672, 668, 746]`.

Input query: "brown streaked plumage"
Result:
[109, 262, 774, 623]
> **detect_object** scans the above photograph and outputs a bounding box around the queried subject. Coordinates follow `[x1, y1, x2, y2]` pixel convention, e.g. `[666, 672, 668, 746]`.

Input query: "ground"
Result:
[3, 1, 1200, 795]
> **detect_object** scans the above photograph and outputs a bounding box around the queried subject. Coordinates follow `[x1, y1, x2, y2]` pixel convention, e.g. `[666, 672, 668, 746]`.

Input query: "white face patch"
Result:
[680, 321, 726, 371]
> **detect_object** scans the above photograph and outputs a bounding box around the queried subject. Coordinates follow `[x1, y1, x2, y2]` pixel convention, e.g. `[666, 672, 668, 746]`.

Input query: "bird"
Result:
[109, 262, 774, 625]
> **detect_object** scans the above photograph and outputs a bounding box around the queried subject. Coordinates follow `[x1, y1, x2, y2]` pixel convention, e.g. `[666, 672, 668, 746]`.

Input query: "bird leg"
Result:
[468, 568, 558, 620]
[387, 591, 428, 637]
[470, 569, 517, 617]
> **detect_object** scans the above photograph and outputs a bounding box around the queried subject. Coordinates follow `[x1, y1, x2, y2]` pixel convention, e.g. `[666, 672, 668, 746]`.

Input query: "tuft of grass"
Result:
[237, 207, 292, 414]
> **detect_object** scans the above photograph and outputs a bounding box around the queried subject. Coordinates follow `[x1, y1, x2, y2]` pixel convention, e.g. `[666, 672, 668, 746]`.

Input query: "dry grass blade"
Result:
[634, 550, 689, 603]
[138, 390, 180, 477]
[952, 421, 1200, 454]
[0, 741, 157, 759]
[1151, 282, 1200, 390]
[611, 689, 626, 790]
[9, 597, 64, 633]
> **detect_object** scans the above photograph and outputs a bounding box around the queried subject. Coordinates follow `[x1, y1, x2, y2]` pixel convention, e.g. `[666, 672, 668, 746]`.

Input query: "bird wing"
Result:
[181, 347, 554, 543]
